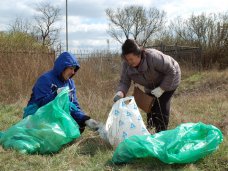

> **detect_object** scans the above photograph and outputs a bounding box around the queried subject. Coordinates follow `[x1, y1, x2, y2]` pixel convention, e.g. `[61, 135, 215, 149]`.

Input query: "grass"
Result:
[0, 58, 228, 170]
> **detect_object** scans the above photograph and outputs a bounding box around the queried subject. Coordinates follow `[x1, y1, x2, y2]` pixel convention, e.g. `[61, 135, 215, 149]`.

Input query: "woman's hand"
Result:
[113, 91, 124, 102]
[151, 87, 164, 98]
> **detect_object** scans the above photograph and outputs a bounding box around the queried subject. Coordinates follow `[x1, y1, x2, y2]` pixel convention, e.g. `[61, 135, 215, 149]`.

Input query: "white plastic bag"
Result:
[103, 96, 150, 147]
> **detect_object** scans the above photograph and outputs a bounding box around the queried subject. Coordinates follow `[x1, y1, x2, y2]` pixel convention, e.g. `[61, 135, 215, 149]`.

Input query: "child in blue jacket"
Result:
[24, 52, 99, 133]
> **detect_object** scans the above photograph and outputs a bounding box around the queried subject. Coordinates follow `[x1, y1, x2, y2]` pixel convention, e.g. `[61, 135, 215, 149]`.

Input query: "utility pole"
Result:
[66, 0, 68, 51]
[107, 39, 110, 52]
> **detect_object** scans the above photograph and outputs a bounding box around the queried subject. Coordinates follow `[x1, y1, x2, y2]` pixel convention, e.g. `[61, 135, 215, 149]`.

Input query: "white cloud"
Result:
[112, 0, 153, 8]
[161, 0, 228, 19]
[72, 39, 106, 47]
[65, 16, 107, 33]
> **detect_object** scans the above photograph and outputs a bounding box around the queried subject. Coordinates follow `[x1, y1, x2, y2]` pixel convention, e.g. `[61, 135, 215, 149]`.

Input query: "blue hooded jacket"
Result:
[24, 52, 90, 126]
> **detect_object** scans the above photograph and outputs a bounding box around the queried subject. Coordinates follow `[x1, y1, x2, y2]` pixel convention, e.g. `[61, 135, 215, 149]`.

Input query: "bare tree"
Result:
[168, 12, 228, 68]
[106, 5, 166, 46]
[33, 2, 61, 48]
[169, 13, 228, 48]
[8, 17, 31, 34]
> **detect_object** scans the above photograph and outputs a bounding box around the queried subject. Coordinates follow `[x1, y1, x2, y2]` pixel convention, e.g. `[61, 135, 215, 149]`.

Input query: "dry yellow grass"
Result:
[0, 51, 54, 103]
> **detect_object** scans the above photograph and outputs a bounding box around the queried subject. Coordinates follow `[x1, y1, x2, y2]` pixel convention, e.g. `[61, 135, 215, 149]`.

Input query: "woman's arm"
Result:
[116, 61, 131, 96]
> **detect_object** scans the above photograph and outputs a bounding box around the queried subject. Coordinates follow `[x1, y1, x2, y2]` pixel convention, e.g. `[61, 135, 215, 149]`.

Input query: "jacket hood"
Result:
[53, 52, 80, 77]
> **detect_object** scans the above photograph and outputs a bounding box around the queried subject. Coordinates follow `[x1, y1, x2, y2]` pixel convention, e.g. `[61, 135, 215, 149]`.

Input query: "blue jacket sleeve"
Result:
[69, 80, 90, 125]
[32, 75, 57, 107]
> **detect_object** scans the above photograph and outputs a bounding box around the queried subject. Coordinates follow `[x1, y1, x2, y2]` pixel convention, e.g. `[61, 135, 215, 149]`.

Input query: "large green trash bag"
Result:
[112, 122, 223, 164]
[0, 88, 80, 154]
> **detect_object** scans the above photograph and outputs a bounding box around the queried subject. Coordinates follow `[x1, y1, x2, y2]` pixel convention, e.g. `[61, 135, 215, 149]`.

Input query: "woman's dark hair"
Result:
[121, 39, 141, 58]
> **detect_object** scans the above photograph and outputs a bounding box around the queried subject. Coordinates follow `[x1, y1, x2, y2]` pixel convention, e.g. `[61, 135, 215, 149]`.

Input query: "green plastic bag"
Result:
[0, 88, 80, 154]
[112, 122, 223, 164]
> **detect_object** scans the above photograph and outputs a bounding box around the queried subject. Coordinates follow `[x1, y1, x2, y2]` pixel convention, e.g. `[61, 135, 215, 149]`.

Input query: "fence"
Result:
[147, 43, 202, 66]
[71, 44, 202, 67]
[71, 49, 120, 61]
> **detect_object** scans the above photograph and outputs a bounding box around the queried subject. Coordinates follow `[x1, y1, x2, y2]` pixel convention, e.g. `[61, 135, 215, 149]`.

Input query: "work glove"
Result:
[57, 87, 65, 94]
[113, 91, 124, 102]
[85, 119, 100, 131]
[151, 87, 164, 98]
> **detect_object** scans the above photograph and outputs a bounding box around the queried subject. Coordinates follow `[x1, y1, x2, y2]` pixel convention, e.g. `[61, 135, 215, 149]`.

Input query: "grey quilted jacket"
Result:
[117, 48, 181, 95]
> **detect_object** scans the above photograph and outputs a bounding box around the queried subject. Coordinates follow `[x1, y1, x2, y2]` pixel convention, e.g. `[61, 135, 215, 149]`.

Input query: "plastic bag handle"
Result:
[121, 96, 134, 102]
[118, 96, 134, 108]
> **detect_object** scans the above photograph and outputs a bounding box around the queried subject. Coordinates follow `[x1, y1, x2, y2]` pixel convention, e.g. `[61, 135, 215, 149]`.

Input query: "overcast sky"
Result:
[0, 0, 227, 52]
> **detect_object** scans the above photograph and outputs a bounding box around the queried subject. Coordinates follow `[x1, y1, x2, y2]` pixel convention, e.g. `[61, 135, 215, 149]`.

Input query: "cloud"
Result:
[70, 38, 120, 51]
[67, 23, 108, 45]
[66, 16, 107, 32]
[0, 0, 35, 29]
[59, 15, 110, 50]
[71, 39, 107, 49]
[66, 0, 157, 18]
[67, 0, 106, 18]
[161, 0, 228, 19]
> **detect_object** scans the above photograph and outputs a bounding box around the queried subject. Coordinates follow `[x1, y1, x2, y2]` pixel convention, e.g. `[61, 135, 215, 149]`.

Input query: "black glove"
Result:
[71, 114, 90, 127]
